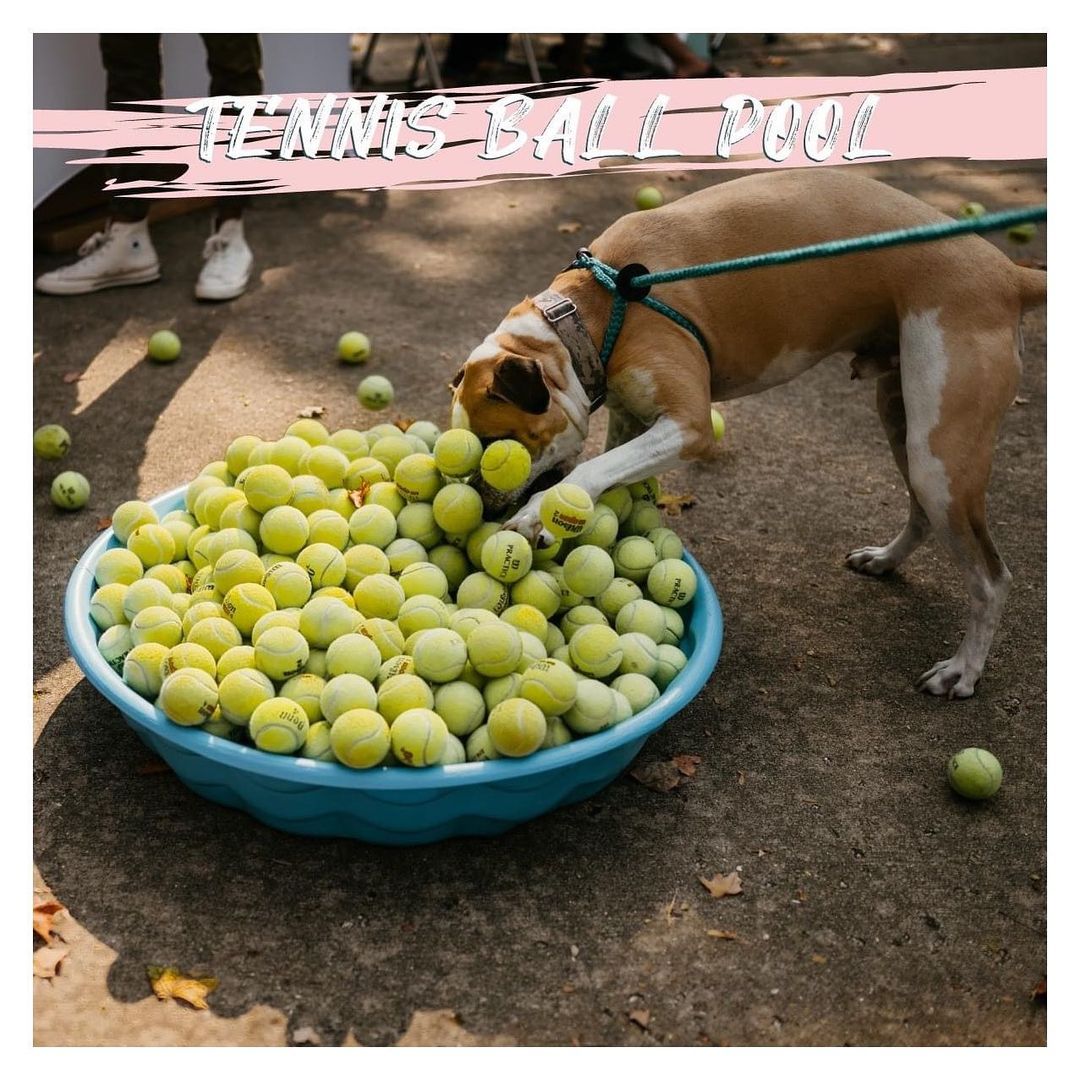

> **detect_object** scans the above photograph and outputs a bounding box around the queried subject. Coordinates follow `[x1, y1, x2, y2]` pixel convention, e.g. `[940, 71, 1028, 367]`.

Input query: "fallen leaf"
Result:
[61, 371, 83, 383]
[766, 55, 790, 67]
[628, 1008, 650, 1029]
[34, 900, 66, 943]
[811, 954, 827, 965]
[736, 771, 746, 786]
[96, 517, 113, 531]
[706, 929, 738, 941]
[700, 871, 743, 898]
[557, 221, 583, 234]
[347, 481, 371, 508]
[393, 417, 415, 432]
[794, 887, 808, 904]
[34, 946, 69, 979]
[136, 758, 172, 776]
[825, 673, 838, 687]
[1030, 979, 1046, 1003]
[672, 754, 701, 777]
[296, 405, 325, 419]
[1013, 396, 1030, 406]
[292, 1026, 322, 1045]
[630, 760, 682, 792]
[657, 492, 697, 516]
[147, 966, 219, 1010]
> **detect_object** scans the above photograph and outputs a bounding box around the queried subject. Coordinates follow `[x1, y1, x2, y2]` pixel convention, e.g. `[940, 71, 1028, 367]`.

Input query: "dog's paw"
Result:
[846, 545, 898, 577]
[915, 656, 980, 699]
[503, 498, 552, 547]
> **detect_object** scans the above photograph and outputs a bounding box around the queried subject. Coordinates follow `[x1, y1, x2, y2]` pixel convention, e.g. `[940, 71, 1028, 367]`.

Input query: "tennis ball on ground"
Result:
[160, 641, 217, 680]
[259, 505, 310, 555]
[481, 530, 533, 583]
[456, 572, 510, 615]
[412, 628, 468, 683]
[378, 673, 435, 723]
[711, 409, 726, 441]
[480, 439, 532, 492]
[222, 583, 276, 637]
[432, 483, 484, 535]
[94, 548, 143, 588]
[349, 504, 398, 549]
[324, 633, 382, 681]
[122, 642, 170, 698]
[306, 509, 350, 550]
[299, 596, 361, 647]
[357, 374, 394, 410]
[249, 697, 309, 754]
[613, 536, 659, 583]
[433, 429, 483, 478]
[302, 721, 335, 761]
[560, 604, 609, 640]
[130, 605, 183, 648]
[254, 626, 310, 681]
[618, 632, 660, 677]
[635, 185, 663, 211]
[158, 668, 218, 727]
[51, 471, 90, 510]
[287, 418, 330, 446]
[297, 543, 348, 589]
[467, 622, 523, 678]
[338, 331, 371, 363]
[217, 644, 257, 679]
[331, 708, 391, 768]
[563, 545, 616, 598]
[488, 698, 546, 757]
[611, 672, 660, 714]
[394, 454, 442, 503]
[615, 598, 667, 643]
[97, 625, 134, 675]
[147, 329, 181, 362]
[360, 617, 405, 661]
[353, 573, 406, 620]
[540, 484, 594, 539]
[34, 424, 71, 460]
[433, 680, 486, 737]
[218, 668, 276, 726]
[568, 624, 622, 678]
[647, 558, 697, 608]
[279, 673, 326, 723]
[654, 643, 687, 690]
[624, 500, 663, 536]
[466, 724, 501, 761]
[959, 201, 986, 218]
[564, 679, 618, 734]
[391, 708, 449, 766]
[240, 464, 294, 513]
[947, 748, 1003, 799]
[320, 673, 378, 724]
[519, 658, 577, 716]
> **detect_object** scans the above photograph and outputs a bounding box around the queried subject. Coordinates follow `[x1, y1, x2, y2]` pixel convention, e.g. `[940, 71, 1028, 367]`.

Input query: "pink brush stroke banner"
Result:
[33, 68, 1046, 200]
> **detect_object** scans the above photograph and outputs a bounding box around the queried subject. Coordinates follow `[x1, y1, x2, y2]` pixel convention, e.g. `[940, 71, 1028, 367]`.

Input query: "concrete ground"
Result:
[32, 34, 1046, 1046]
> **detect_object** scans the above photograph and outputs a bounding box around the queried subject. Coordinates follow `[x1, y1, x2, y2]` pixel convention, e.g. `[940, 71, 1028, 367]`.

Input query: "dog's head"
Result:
[449, 300, 591, 508]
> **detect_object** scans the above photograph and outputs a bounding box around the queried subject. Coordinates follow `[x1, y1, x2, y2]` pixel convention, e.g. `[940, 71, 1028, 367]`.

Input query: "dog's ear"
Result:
[448, 367, 465, 391]
[488, 356, 550, 415]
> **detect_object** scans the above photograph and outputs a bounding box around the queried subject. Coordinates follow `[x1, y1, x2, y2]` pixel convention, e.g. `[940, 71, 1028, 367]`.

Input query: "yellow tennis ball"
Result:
[349, 504, 398, 548]
[568, 624, 623, 678]
[320, 673, 378, 724]
[297, 542, 348, 589]
[262, 560, 313, 609]
[324, 633, 382, 681]
[130, 605, 183, 648]
[396, 504, 443, 550]
[306, 509, 350, 550]
[217, 668, 276, 726]
[466, 622, 523, 678]
[342, 546, 390, 592]
[222, 583, 276, 637]
[97, 624, 134, 675]
[289, 474, 331, 516]
[488, 697, 547, 757]
[303, 721, 335, 761]
[481, 531, 533, 584]
[614, 598, 667, 643]
[34, 423, 71, 460]
[268, 436, 312, 476]
[279, 673, 326, 723]
[111, 500, 158, 543]
[433, 429, 483, 478]
[617, 631, 660, 678]
[240, 464, 294, 513]
[250, 608, 301, 644]
[563, 545, 616, 598]
[357, 374, 394, 410]
[329, 427, 370, 458]
[378, 654, 415, 684]
[596, 577, 642, 621]
[225, 435, 262, 476]
[254, 626, 310, 681]
[331, 708, 392, 768]
[338, 331, 371, 364]
[258, 505, 309, 555]
[398, 562, 448, 602]
[126, 524, 175, 568]
[216, 644, 257, 679]
[213, 549, 266, 594]
[298, 596, 361, 648]
[398, 595, 451, 638]
[646, 558, 697, 609]
[646, 527, 684, 561]
[350, 573, 403, 621]
[390, 708, 448, 767]
[411, 628, 468, 683]
[519, 658, 578, 716]
[394, 453, 442, 503]
[711, 409, 726, 441]
[377, 673, 435, 723]
[364, 481, 405, 516]
[433, 680, 486, 738]
[94, 548, 143, 588]
[466, 724, 501, 761]
[286, 418, 330, 446]
[144, 563, 187, 595]
[560, 604, 609, 641]
[186, 616, 243, 659]
[160, 642, 217, 681]
[480, 439, 532, 492]
[543, 716, 573, 749]
[500, 604, 548, 641]
[305, 648, 329, 678]
[249, 697, 309, 754]
[432, 483, 484, 535]
[624, 500, 663, 536]
[369, 435, 413, 475]
[428, 544, 470, 592]
[611, 672, 660, 714]
[540, 484, 594, 539]
[612, 536, 659, 583]
[564, 678, 618, 735]
[158, 668, 218, 727]
[301, 445, 350, 490]
[89, 583, 129, 630]
[122, 578, 171, 617]
[122, 642, 170, 698]
[359, 617, 405, 662]
[147, 329, 181, 362]
[456, 572, 510, 615]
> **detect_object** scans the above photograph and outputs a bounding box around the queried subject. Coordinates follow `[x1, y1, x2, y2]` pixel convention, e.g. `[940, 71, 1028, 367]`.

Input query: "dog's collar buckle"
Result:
[535, 288, 606, 414]
[542, 297, 578, 323]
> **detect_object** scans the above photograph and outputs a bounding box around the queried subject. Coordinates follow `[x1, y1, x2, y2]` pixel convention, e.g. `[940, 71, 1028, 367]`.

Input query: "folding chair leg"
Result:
[520, 33, 541, 83]
[356, 32, 380, 90]
[420, 34, 444, 89]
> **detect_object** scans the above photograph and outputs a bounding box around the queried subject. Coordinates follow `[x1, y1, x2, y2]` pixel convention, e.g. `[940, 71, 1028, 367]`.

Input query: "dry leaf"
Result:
[61, 371, 83, 383]
[393, 417, 415, 432]
[657, 492, 697, 516]
[34, 900, 66, 943]
[706, 929, 738, 941]
[557, 221, 584, 234]
[96, 517, 113, 531]
[292, 1026, 322, 1045]
[794, 887, 808, 903]
[1013, 396, 1030, 406]
[672, 754, 701, 777]
[811, 954, 827, 964]
[147, 966, 219, 1010]
[628, 1009, 650, 1029]
[347, 481, 371, 508]
[766, 55, 791, 67]
[630, 760, 682, 792]
[34, 946, 69, 979]
[700, 871, 743, 898]
[1030, 979, 1046, 1003]
[297, 405, 325, 419]
[736, 771, 746, 786]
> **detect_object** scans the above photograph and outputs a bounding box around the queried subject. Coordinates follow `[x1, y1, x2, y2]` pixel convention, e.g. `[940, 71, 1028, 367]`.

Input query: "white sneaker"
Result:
[195, 218, 253, 301]
[34, 219, 161, 295]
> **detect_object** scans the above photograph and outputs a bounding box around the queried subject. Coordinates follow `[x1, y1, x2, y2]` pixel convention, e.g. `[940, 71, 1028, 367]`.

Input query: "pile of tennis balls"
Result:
[88, 417, 699, 771]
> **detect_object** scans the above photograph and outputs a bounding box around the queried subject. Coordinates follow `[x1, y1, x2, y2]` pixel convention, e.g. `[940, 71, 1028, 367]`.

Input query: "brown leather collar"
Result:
[533, 289, 606, 413]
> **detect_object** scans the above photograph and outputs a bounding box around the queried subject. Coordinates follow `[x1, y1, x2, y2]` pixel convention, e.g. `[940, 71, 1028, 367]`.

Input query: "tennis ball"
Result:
[302, 721, 335, 761]
[306, 509, 350, 550]
[147, 329, 181, 362]
[399, 561, 450, 600]
[480, 439, 532, 492]
[297, 543, 348, 589]
[624, 501, 663, 536]
[628, 477, 661, 504]
[519, 658, 577, 716]
[384, 539, 428, 576]
[186, 616, 243, 659]
[302, 445, 350, 490]
[618, 632, 660, 677]
[250, 608, 301, 643]
[481, 530, 533, 583]
[344, 456, 391, 489]
[378, 673, 436, 724]
[259, 505, 309, 555]
[546, 566, 581, 614]
[598, 486, 633, 523]
[515, 630, 547, 671]
[268, 436, 312, 476]
[488, 698, 546, 757]
[331, 708, 391, 768]
[249, 697, 309, 754]
[959, 201, 986, 218]
[324, 633, 382, 681]
[448, 608, 500, 640]
[290, 474, 331, 516]
[433, 429, 483, 478]
[124, 524, 174, 569]
[157, 668, 218, 727]
[259, 560, 310, 609]
[353, 573, 406, 620]
[574, 504, 619, 550]
[162, 517, 197, 556]
[635, 185, 663, 211]
[611, 672, 659, 714]
[568, 624, 622, 678]
[338, 331, 371, 363]
[544, 623, 566, 655]
[217, 644, 257, 679]
[433, 680, 486, 737]
[711, 409, 726, 441]
[328, 428, 369, 459]
[240, 464, 294, 513]
[304, 648, 329, 678]
[428, 544, 471, 593]
[440, 733, 467, 765]
[654, 643, 687, 690]
[947, 748, 1003, 799]
[390, 707, 448, 766]
[320, 673, 379, 724]
[299, 596, 361, 647]
[542, 716, 573, 749]
[398, 596, 450, 638]
[563, 545, 616, 598]
[647, 527, 685, 561]
[182, 600, 226, 637]
[596, 577, 642, 621]
[365, 481, 405, 516]
[647, 558, 697, 608]
[467, 622, 523, 678]
[659, 606, 685, 646]
[186, 477, 225, 517]
[456, 572, 510, 615]
[394, 454, 442, 503]
[97, 624, 134, 675]
[211, 550, 264, 594]
[432, 483, 484, 535]
[397, 503, 443, 549]
[130, 605, 183, 648]
[94, 548, 143, 588]
[34, 424, 71, 460]
[279, 673, 326, 722]
[195, 486, 246, 530]
[564, 678, 618, 734]
[122, 642, 170, 698]
[615, 598, 667, 643]
[560, 604, 609, 640]
[463, 521, 499, 567]
[370, 435, 413, 475]
[51, 471, 90, 510]
[286, 418, 330, 446]
[378, 654, 415, 685]
[222, 583, 276, 637]
[360, 617, 406, 661]
[200, 459, 232, 482]
[404, 420, 439, 449]
[218, 668, 276, 725]
[225, 435, 263, 476]
[540, 484, 594, 539]
[349, 504, 398, 548]
[509, 570, 561, 619]
[482, 672, 522, 712]
[160, 641, 217, 680]
[466, 724, 501, 761]
[412, 628, 468, 683]
[1008, 222, 1037, 243]
[613, 536, 659, 583]
[146, 563, 188, 595]
[254, 626, 310, 681]
[357, 374, 394, 410]
[501, 605, 548, 643]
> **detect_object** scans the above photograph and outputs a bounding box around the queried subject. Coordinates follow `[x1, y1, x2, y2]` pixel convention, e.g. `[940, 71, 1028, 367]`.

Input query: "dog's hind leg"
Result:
[846, 367, 932, 575]
[898, 310, 1020, 699]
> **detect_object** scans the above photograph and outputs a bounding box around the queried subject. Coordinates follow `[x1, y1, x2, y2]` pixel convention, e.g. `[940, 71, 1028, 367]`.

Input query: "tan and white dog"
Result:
[450, 169, 1046, 698]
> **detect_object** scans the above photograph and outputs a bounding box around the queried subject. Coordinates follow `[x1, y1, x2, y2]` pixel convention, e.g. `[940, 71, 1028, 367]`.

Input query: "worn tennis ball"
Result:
[34, 424, 71, 460]
[481, 672, 522, 712]
[221, 583, 275, 637]
[353, 573, 406, 621]
[363, 481, 405, 517]
[397, 562, 448, 602]
[540, 484, 594, 539]
[377, 655, 415, 685]
[563, 545, 616, 598]
[160, 641, 217, 681]
[324, 633, 382, 681]
[344, 457, 390, 491]
[97, 624, 134, 675]
[302, 721, 335, 761]
[466, 622, 523, 678]
[542, 716, 573, 749]
[463, 522, 499, 569]
[613, 536, 659, 583]
[412, 628, 468, 683]
[279, 672, 326, 723]
[249, 696, 309, 754]
[500, 604, 548, 643]
[635, 185, 664, 211]
[428, 544, 470, 593]
[51, 471, 90, 510]
[162, 516, 198, 557]
[94, 548, 143, 588]
[432, 680, 486, 738]
[147, 329, 181, 362]
[268, 435, 313, 476]
[457, 571, 510, 615]
[327, 428, 369, 459]
[186, 616, 243, 659]
[301, 445, 350, 490]
[568, 624, 622, 678]
[947, 748, 1003, 800]
[241, 464, 294, 513]
[182, 600, 226, 637]
[544, 623, 566, 655]
[216, 644, 257, 679]
[659, 606, 685, 647]
[258, 505, 309, 555]
[624, 500, 663, 536]
[343, 545, 390, 591]
[596, 577, 642, 621]
[129, 605, 183, 648]
[508, 570, 561, 620]
[488, 698, 547, 757]
[397, 596, 450, 639]
[124, 524, 174, 569]
[480, 439, 532, 492]
[122, 642, 170, 698]
[598, 486, 632, 523]
[574, 503, 619, 550]
[448, 608, 500, 640]
[647, 558, 697, 608]
[145, 563, 187, 595]
[647, 527, 685, 562]
[289, 474, 331, 517]
[519, 658, 577, 716]
[250, 608, 301, 644]
[348, 504, 398, 550]
[611, 672, 660, 714]
[254, 626, 309, 681]
[304, 648, 329, 678]
[369, 435, 413, 476]
[378, 673, 435, 723]
[331, 708, 391, 768]
[433, 429, 483, 478]
[299, 596, 361, 647]
[360, 617, 406, 662]
[628, 477, 661, 505]
[396, 503, 443, 550]
[297, 543, 348, 589]
[357, 374, 394, 410]
[481, 530, 533, 583]
[306, 509, 350, 551]
[432, 483, 484, 535]
[209, 549, 262, 595]
[258, 561, 310, 610]
[1008, 222, 1037, 243]
[711, 409, 726, 441]
[217, 668, 276, 726]
[437, 733, 465, 765]
[389, 708, 447, 767]
[158, 668, 218, 726]
[653, 643, 687, 690]
[393, 453, 442, 503]
[320, 673, 378, 724]
[195, 486, 246, 530]
[225, 435, 262, 476]
[615, 598, 668, 644]
[338, 331, 371, 364]
[564, 678, 618, 735]
[560, 604, 609, 641]
[618, 632, 660, 678]
[958, 201, 986, 219]
[466, 724, 501, 761]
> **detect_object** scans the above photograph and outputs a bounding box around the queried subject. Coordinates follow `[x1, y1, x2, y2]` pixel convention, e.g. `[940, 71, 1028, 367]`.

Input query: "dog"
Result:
[449, 169, 1046, 698]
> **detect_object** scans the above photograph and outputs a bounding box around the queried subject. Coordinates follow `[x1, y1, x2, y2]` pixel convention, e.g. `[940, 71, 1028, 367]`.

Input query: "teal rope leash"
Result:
[572, 204, 1047, 365]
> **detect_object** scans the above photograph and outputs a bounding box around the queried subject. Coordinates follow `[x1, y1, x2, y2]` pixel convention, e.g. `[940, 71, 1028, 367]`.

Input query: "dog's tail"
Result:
[1014, 265, 1047, 309]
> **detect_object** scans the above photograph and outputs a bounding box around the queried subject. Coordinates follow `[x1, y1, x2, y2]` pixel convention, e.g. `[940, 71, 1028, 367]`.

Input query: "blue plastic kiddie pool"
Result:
[64, 486, 724, 845]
